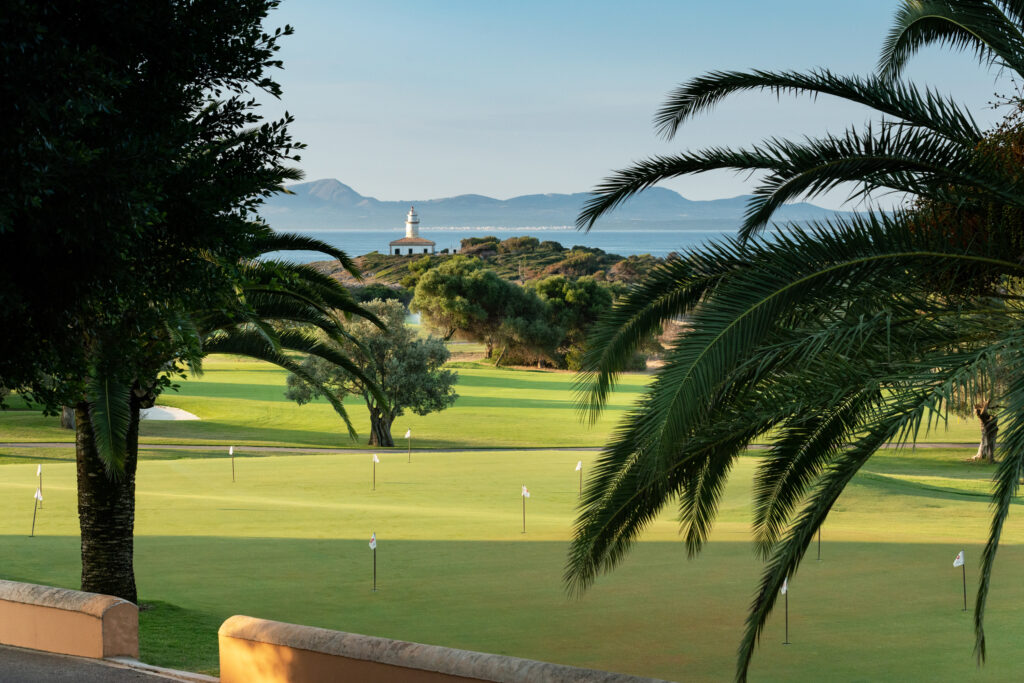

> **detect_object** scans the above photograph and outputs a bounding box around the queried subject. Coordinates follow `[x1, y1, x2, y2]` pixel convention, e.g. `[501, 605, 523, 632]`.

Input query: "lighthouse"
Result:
[389, 206, 436, 255]
[405, 206, 420, 238]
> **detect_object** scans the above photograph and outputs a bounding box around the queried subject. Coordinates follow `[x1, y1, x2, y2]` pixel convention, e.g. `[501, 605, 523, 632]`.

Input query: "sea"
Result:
[269, 225, 747, 264]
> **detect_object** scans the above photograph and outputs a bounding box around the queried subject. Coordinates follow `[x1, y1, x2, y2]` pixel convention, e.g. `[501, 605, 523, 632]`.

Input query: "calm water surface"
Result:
[268, 226, 746, 263]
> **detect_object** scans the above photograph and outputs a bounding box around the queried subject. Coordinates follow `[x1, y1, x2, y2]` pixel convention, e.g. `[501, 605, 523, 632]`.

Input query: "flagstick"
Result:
[783, 591, 790, 644]
[373, 460, 376, 491]
[578, 468, 582, 498]
[38, 472, 42, 509]
[962, 562, 967, 612]
[408, 435, 411, 463]
[372, 546, 377, 592]
[522, 487, 526, 534]
[30, 497, 38, 538]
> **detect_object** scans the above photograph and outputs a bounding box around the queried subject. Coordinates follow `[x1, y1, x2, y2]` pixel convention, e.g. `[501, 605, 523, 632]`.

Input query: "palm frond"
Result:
[577, 124, 1024, 238]
[973, 346, 1024, 660]
[85, 375, 131, 479]
[574, 242, 743, 421]
[245, 228, 362, 279]
[879, 0, 1024, 79]
[202, 328, 359, 438]
[656, 69, 981, 144]
[735, 423, 892, 682]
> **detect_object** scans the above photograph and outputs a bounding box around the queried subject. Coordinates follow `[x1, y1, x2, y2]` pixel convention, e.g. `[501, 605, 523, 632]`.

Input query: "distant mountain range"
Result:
[260, 178, 852, 230]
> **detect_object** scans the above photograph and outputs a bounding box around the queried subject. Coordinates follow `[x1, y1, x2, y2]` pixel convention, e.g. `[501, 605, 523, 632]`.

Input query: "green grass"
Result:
[0, 355, 990, 448]
[0, 356, 1016, 680]
[1, 448, 1022, 681]
[0, 356, 652, 448]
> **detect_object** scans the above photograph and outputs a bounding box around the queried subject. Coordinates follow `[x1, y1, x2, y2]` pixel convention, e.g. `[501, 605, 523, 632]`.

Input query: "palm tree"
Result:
[568, 2, 1024, 680]
[75, 227, 384, 603]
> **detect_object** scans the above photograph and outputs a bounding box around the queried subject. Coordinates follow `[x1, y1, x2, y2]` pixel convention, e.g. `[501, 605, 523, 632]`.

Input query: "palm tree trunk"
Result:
[75, 397, 139, 603]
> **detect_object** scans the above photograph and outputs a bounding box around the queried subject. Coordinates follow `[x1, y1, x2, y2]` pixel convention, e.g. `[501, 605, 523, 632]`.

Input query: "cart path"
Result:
[0, 645, 208, 682]
[0, 442, 981, 453]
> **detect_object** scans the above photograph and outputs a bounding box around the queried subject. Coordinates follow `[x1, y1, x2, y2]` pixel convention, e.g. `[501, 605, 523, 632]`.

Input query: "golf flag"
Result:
[372, 453, 380, 463]
[954, 550, 965, 567]
[36, 464, 41, 476]
[575, 460, 582, 471]
[369, 533, 377, 550]
[404, 429, 411, 439]
[522, 485, 530, 498]
[34, 488, 42, 502]
[780, 577, 788, 595]
[229, 446, 234, 456]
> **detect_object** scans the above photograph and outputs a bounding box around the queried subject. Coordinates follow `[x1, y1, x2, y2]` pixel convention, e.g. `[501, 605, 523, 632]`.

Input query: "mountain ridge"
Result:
[260, 178, 853, 230]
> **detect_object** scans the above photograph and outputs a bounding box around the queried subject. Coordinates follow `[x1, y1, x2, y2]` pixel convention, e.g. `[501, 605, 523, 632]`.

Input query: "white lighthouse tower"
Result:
[405, 206, 420, 238]
[389, 205, 436, 255]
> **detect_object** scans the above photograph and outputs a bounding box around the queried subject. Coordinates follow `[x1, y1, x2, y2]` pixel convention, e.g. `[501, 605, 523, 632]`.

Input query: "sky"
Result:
[259, 0, 1015, 208]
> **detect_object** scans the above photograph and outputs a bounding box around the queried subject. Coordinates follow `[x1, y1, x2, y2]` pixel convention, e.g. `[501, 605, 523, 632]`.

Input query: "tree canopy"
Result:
[412, 256, 557, 363]
[531, 276, 613, 369]
[285, 299, 458, 446]
[1, 0, 387, 603]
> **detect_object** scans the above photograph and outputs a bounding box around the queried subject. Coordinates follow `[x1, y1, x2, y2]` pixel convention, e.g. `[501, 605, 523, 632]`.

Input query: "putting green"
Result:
[1, 448, 1021, 681]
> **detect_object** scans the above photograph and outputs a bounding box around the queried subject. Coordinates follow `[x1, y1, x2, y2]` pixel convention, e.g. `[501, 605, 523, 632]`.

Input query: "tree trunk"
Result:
[494, 345, 507, 367]
[75, 396, 139, 603]
[973, 402, 998, 463]
[368, 410, 394, 447]
[60, 405, 76, 430]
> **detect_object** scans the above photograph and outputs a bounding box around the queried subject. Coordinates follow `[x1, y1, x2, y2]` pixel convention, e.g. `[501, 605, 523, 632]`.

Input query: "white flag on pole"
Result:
[229, 446, 234, 456]
[369, 533, 377, 550]
[372, 453, 380, 463]
[575, 460, 582, 471]
[953, 550, 965, 567]
[404, 429, 411, 439]
[780, 577, 788, 595]
[36, 464, 41, 476]
[522, 485, 530, 498]
[34, 488, 42, 502]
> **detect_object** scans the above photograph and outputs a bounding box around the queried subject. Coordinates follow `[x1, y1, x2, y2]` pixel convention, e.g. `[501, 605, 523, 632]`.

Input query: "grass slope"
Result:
[1, 449, 1021, 681]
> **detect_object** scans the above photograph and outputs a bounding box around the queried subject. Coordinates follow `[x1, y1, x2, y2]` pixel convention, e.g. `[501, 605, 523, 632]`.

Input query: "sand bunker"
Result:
[140, 406, 200, 421]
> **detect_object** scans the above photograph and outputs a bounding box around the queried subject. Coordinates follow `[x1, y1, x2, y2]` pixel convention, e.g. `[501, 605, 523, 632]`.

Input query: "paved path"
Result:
[0, 645, 183, 682]
[0, 442, 981, 453]
[0, 442, 606, 454]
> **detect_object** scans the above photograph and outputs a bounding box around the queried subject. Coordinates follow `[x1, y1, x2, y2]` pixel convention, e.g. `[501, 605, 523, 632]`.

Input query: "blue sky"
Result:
[261, 0, 1013, 207]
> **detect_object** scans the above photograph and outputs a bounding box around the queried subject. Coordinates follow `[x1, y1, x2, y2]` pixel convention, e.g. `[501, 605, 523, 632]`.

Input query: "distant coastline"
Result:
[266, 226, 746, 264]
[261, 178, 852, 231]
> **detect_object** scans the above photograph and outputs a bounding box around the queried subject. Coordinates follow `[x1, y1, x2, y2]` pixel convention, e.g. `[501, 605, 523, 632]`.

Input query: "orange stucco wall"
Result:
[220, 636, 482, 683]
[0, 580, 138, 659]
[219, 615, 671, 683]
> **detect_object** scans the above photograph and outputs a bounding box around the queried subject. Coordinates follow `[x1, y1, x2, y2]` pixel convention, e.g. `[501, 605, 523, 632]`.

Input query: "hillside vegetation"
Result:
[311, 235, 662, 288]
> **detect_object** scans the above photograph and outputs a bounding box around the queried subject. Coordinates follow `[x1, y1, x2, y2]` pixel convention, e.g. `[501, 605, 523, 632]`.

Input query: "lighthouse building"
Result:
[389, 207, 435, 255]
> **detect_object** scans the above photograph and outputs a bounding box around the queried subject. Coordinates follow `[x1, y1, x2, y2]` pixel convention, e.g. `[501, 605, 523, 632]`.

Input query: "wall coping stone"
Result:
[0, 580, 131, 620]
[220, 615, 674, 683]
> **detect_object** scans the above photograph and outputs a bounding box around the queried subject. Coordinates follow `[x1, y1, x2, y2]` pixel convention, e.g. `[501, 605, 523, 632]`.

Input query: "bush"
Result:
[460, 242, 499, 258]
[348, 283, 412, 306]
[460, 236, 500, 249]
[498, 236, 540, 254]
